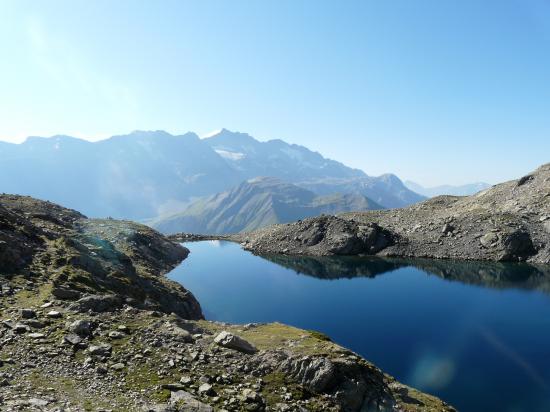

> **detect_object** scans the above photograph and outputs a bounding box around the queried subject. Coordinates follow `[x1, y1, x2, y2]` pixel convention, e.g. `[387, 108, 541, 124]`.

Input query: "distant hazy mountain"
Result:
[297, 174, 425, 209]
[204, 129, 365, 180]
[0, 128, 421, 219]
[204, 129, 424, 208]
[404, 180, 491, 197]
[150, 177, 383, 234]
[0, 131, 240, 219]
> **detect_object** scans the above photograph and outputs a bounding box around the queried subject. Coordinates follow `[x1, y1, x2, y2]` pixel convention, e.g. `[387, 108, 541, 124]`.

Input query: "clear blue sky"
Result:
[1, 0, 549, 185]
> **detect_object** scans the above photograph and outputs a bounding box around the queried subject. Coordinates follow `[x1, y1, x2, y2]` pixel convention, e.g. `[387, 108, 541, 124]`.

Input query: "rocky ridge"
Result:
[0, 194, 455, 411]
[236, 164, 550, 264]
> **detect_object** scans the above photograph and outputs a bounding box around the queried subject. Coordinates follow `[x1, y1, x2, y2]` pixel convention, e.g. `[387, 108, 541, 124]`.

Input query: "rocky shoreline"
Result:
[234, 164, 550, 265]
[0, 194, 455, 411]
[167, 233, 231, 243]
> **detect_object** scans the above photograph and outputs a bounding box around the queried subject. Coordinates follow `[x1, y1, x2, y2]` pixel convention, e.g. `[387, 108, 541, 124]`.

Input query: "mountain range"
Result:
[0, 129, 423, 220]
[404, 180, 491, 197]
[150, 177, 383, 234]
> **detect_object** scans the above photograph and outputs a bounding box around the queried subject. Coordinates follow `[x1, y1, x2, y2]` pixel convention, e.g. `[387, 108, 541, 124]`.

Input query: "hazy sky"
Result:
[1, 0, 549, 186]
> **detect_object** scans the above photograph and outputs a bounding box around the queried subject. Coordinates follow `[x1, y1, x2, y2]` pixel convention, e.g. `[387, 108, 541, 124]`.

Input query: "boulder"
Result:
[14, 323, 30, 334]
[24, 319, 45, 329]
[20, 309, 37, 319]
[68, 294, 123, 313]
[197, 383, 215, 396]
[280, 356, 336, 393]
[64, 334, 83, 346]
[170, 390, 214, 411]
[51, 287, 81, 300]
[479, 230, 536, 261]
[69, 320, 94, 337]
[214, 331, 257, 354]
[46, 310, 62, 318]
[89, 343, 112, 357]
[108, 331, 125, 339]
[111, 363, 125, 371]
[480, 232, 499, 248]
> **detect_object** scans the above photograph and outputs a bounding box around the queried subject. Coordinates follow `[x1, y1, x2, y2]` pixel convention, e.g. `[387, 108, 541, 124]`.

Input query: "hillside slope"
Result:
[151, 177, 383, 234]
[0, 194, 202, 318]
[238, 163, 550, 264]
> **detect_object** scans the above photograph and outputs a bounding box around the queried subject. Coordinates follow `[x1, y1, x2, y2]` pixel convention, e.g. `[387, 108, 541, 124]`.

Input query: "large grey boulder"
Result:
[479, 229, 535, 261]
[69, 319, 94, 337]
[88, 343, 112, 357]
[214, 331, 257, 354]
[280, 356, 336, 393]
[169, 390, 213, 411]
[51, 287, 81, 300]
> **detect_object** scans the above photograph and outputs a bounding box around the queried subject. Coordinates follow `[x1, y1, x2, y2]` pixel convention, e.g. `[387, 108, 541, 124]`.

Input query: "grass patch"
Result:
[151, 389, 171, 402]
[307, 330, 331, 342]
[262, 372, 307, 404]
[12, 282, 53, 308]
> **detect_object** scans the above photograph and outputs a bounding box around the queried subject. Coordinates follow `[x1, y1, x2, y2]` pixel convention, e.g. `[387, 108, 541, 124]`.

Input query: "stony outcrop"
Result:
[236, 163, 550, 264]
[0, 194, 455, 411]
[0, 194, 203, 319]
[237, 215, 394, 257]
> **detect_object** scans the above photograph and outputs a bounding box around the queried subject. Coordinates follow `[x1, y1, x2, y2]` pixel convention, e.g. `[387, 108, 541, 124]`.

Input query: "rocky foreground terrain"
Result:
[236, 163, 550, 264]
[0, 194, 454, 411]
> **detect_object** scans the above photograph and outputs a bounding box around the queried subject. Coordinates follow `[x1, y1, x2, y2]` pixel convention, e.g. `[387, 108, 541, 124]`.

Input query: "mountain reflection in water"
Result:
[262, 253, 550, 293]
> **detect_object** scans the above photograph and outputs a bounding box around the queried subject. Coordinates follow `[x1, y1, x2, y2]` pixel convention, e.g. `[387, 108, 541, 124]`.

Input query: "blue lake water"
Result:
[168, 240, 550, 412]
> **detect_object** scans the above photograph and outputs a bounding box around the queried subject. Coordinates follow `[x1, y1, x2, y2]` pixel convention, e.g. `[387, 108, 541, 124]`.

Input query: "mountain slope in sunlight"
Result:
[151, 177, 383, 234]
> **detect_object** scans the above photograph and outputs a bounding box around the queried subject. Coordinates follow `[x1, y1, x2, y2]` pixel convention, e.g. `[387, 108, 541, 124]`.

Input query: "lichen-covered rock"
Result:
[279, 356, 336, 393]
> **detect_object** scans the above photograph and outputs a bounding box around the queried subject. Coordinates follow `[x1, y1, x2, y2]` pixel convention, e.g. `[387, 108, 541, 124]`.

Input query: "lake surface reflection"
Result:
[168, 241, 550, 412]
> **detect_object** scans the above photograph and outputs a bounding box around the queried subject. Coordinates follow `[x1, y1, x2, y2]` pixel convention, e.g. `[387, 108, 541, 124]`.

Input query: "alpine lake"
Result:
[168, 240, 550, 412]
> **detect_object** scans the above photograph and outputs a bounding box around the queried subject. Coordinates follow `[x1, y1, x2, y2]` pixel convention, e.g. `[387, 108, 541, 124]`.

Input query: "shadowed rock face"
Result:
[0, 194, 203, 319]
[0, 203, 45, 272]
[237, 163, 550, 264]
[239, 215, 394, 257]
